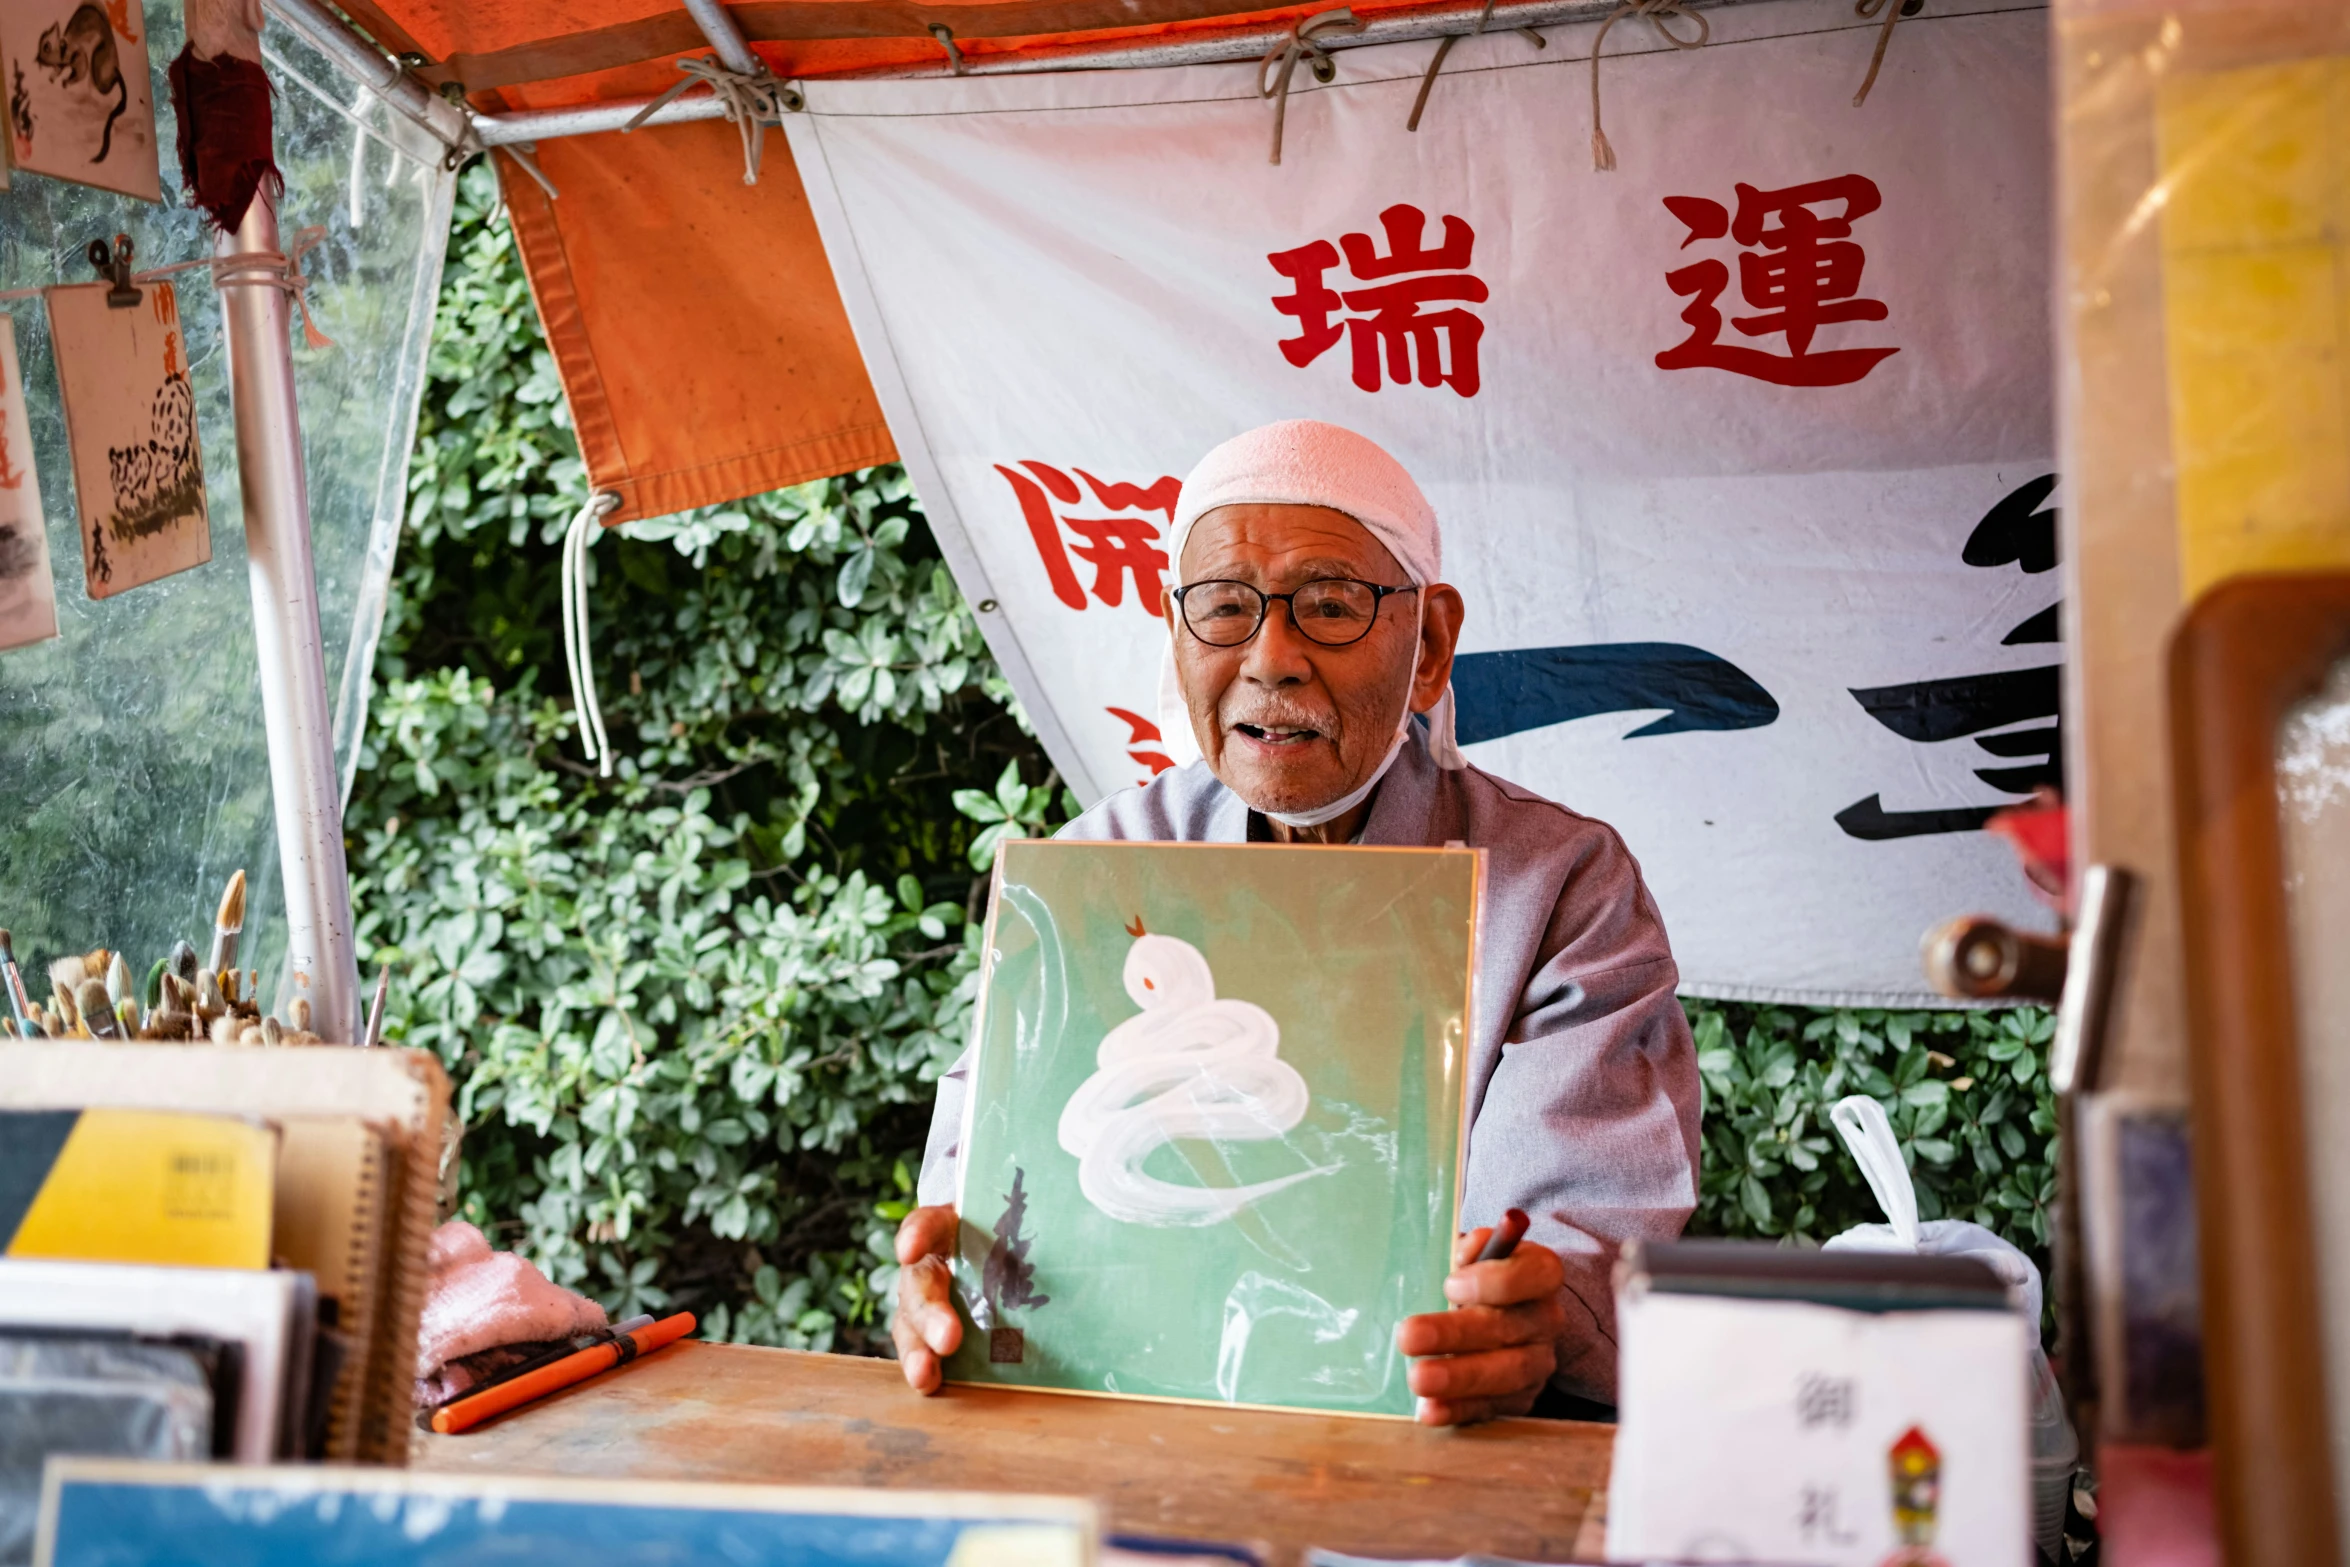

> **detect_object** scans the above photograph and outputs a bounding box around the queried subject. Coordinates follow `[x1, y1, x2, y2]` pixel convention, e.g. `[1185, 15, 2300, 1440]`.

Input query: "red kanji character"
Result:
[1341, 274, 1488, 396]
[1077, 470, 1180, 520]
[996, 460, 1087, 610]
[1269, 239, 1345, 369]
[1654, 174, 1899, 388]
[0, 364, 22, 492]
[1065, 517, 1169, 613]
[1341, 205, 1475, 278]
[997, 462, 1181, 613]
[1107, 705, 1176, 781]
[1266, 205, 1488, 397]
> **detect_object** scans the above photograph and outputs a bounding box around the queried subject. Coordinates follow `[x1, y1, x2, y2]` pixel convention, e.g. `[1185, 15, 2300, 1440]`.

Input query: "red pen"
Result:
[431, 1311, 696, 1434]
[1474, 1207, 1530, 1263]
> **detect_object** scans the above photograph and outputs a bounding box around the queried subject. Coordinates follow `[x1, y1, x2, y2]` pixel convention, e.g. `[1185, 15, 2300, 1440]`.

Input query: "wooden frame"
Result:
[2169, 571, 2350, 1567]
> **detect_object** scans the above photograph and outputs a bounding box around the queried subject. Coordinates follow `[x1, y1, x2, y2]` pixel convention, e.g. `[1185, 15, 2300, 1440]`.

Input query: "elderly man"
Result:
[894, 420, 1700, 1423]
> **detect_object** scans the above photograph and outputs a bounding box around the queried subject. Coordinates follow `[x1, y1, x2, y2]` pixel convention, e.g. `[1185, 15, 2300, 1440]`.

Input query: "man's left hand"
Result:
[1395, 1226, 1568, 1426]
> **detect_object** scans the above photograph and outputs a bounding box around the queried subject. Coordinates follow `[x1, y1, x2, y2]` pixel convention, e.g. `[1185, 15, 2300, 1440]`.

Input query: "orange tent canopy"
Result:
[337, 0, 1457, 519]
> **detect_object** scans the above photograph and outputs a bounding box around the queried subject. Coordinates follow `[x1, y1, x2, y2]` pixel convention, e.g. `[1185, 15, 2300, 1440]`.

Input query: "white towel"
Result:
[1155, 419, 1465, 772]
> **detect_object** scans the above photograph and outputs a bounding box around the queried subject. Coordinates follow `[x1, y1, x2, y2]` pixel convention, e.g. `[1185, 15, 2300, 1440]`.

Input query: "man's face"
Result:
[1166, 503, 1459, 817]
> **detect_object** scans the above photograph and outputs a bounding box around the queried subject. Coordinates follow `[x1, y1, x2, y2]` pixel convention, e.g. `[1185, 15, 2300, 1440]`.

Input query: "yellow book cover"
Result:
[1, 1108, 276, 1268]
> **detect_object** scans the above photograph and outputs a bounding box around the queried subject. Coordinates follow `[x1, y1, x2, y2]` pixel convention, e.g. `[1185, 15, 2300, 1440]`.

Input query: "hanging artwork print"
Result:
[0, 315, 55, 650]
[948, 839, 1476, 1416]
[1, 0, 161, 200]
[47, 276, 208, 599]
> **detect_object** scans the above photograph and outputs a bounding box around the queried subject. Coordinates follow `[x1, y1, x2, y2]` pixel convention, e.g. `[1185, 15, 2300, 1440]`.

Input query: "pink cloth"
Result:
[413, 1221, 606, 1381]
[2099, 1445, 2218, 1567]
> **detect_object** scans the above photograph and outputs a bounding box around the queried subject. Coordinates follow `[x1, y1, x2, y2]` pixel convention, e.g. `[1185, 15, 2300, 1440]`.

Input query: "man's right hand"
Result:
[891, 1204, 962, 1394]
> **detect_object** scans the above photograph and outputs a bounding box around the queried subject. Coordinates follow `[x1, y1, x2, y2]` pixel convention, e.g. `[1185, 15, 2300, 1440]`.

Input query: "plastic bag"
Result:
[1825, 1094, 2079, 1560]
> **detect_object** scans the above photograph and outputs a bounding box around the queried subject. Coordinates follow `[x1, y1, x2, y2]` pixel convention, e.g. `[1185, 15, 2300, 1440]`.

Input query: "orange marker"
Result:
[431, 1311, 696, 1435]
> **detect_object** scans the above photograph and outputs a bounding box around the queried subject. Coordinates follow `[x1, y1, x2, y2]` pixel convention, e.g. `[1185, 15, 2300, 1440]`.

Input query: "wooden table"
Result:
[415, 1342, 1612, 1564]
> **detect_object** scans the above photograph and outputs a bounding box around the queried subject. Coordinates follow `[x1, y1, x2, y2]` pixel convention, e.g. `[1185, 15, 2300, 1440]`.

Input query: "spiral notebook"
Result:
[271, 1118, 393, 1460]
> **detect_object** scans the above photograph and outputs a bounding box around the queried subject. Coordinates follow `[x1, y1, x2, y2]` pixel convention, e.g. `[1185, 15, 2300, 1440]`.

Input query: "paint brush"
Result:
[1474, 1207, 1530, 1264]
[76, 979, 122, 1040]
[0, 930, 34, 1038]
[208, 870, 246, 979]
[104, 952, 133, 1011]
[362, 962, 389, 1048]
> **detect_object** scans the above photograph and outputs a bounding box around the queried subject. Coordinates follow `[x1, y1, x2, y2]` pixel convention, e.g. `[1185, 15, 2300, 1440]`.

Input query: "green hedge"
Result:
[350, 164, 2054, 1350]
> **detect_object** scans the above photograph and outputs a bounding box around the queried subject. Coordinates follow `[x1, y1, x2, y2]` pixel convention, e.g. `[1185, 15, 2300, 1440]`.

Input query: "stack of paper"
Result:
[0, 1045, 448, 1465]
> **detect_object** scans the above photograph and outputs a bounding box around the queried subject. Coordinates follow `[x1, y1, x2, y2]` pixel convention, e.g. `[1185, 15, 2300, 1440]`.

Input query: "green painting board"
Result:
[948, 839, 1478, 1417]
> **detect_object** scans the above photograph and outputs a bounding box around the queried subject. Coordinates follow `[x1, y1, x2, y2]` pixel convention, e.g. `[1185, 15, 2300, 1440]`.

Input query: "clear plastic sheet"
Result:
[0, 13, 454, 988]
[0, 1337, 213, 1566]
[947, 840, 1477, 1417]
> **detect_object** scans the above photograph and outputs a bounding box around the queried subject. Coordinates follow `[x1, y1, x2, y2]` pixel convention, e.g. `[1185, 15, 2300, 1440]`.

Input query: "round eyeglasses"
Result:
[1168, 578, 1419, 648]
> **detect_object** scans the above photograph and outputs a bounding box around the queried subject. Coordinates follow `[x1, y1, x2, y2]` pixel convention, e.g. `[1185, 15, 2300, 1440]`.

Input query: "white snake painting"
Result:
[1056, 924, 1327, 1226]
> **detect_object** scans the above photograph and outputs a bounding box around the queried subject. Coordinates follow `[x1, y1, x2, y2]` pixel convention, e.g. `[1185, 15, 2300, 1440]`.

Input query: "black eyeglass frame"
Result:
[1167, 577, 1421, 649]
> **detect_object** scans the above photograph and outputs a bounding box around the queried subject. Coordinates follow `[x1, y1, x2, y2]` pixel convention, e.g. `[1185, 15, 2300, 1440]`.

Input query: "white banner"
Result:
[784, 0, 2057, 1002]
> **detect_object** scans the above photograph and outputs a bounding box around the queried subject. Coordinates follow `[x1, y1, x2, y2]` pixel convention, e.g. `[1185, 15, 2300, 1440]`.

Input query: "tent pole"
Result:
[217, 187, 362, 1045]
[682, 0, 762, 75]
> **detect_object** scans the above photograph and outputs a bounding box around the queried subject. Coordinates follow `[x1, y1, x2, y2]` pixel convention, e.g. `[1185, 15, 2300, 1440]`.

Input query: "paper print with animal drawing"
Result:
[46, 276, 208, 599]
[0, 315, 56, 650]
[948, 838, 1477, 1416]
[1, 0, 159, 200]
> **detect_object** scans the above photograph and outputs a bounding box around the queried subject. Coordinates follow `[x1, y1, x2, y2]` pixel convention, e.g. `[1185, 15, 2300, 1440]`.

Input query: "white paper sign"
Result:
[784, 0, 2057, 1001]
[0, 314, 56, 651]
[1609, 1291, 2030, 1565]
[0, 0, 161, 201]
[46, 277, 208, 599]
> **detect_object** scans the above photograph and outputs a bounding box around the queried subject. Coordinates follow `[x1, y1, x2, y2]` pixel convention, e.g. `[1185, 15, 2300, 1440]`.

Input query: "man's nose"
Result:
[1239, 599, 1317, 685]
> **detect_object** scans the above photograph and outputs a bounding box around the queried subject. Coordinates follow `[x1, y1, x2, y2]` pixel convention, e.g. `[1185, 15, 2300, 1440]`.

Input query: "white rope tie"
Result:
[1, 225, 336, 348]
[561, 491, 624, 777]
[623, 53, 794, 185]
[1588, 0, 1708, 171]
[1259, 9, 1364, 166]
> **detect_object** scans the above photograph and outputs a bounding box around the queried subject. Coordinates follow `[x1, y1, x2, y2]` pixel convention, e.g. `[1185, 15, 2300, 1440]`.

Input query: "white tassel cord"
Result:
[561, 492, 624, 776]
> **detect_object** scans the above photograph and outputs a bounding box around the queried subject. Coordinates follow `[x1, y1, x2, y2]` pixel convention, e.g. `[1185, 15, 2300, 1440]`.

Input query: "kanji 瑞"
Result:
[1654, 174, 1899, 388]
[994, 460, 1179, 614]
[1268, 204, 1488, 397]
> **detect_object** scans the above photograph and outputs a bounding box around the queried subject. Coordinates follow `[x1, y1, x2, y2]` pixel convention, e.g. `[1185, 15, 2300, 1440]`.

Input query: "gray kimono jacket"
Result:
[918, 723, 1701, 1401]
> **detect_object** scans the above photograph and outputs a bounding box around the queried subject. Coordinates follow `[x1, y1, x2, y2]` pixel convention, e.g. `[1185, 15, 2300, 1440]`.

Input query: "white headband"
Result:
[1155, 420, 1466, 786]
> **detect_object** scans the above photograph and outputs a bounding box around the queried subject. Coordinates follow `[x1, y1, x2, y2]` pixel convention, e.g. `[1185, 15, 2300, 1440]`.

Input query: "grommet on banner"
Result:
[1259, 9, 1364, 165]
[930, 24, 967, 75]
[1588, 0, 1708, 171]
[1851, 0, 1925, 106]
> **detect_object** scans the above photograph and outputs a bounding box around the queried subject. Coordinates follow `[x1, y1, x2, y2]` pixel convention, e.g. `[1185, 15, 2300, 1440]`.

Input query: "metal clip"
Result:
[86, 234, 139, 308]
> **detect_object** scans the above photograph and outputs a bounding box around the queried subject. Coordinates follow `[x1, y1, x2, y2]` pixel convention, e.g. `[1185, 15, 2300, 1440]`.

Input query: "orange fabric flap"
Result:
[498, 123, 896, 523]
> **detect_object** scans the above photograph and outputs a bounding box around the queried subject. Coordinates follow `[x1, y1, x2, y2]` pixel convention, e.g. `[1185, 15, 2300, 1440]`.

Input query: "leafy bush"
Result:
[1682, 1000, 2057, 1270]
[352, 167, 1068, 1351]
[352, 163, 2056, 1353]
